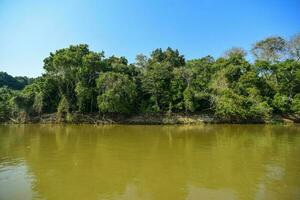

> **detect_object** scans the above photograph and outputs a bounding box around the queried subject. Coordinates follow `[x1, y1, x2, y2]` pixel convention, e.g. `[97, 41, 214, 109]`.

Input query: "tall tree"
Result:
[43, 44, 98, 112]
[288, 33, 300, 61]
[141, 48, 185, 112]
[149, 47, 185, 68]
[76, 51, 105, 112]
[223, 47, 247, 59]
[252, 36, 287, 63]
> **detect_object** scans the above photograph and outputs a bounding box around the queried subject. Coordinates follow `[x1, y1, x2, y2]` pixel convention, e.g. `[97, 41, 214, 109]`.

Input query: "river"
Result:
[0, 124, 300, 200]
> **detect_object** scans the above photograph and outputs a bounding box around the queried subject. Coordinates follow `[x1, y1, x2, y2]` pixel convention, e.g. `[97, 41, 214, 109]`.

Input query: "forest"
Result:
[0, 34, 299, 123]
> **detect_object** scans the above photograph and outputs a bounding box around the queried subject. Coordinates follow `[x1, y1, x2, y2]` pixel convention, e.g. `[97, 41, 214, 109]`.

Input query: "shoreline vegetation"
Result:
[4, 112, 300, 125]
[1, 33, 300, 124]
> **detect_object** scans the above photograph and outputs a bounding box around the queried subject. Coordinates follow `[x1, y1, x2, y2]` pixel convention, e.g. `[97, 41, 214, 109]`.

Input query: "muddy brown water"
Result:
[0, 124, 300, 200]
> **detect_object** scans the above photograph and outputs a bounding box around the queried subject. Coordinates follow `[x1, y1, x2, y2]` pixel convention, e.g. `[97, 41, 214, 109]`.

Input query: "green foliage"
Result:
[210, 54, 272, 121]
[96, 72, 137, 113]
[288, 33, 300, 61]
[246, 88, 272, 120]
[292, 94, 300, 114]
[213, 89, 246, 120]
[224, 47, 247, 59]
[212, 88, 272, 121]
[0, 87, 14, 121]
[272, 93, 290, 113]
[33, 92, 44, 115]
[43, 44, 94, 111]
[183, 86, 195, 112]
[141, 63, 172, 112]
[275, 60, 300, 96]
[57, 96, 70, 114]
[252, 36, 287, 62]
[75, 82, 94, 112]
[170, 67, 192, 111]
[140, 48, 186, 112]
[149, 47, 185, 67]
[0, 72, 32, 90]
[11, 76, 60, 115]
[1, 34, 300, 122]
[10, 88, 35, 122]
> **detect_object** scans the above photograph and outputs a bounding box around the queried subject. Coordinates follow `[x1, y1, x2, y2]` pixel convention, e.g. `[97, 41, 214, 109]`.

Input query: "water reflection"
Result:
[0, 163, 39, 200]
[0, 124, 300, 200]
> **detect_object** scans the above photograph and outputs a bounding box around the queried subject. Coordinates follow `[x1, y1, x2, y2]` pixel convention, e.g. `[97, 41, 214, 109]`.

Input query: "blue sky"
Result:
[0, 0, 299, 77]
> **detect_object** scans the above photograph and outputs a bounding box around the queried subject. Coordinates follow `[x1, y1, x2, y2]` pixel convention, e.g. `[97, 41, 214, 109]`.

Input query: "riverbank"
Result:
[3, 112, 300, 124]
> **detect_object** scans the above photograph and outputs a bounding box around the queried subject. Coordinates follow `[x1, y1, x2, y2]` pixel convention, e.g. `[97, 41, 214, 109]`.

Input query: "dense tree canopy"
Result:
[0, 72, 32, 90]
[0, 33, 300, 122]
[96, 72, 136, 113]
